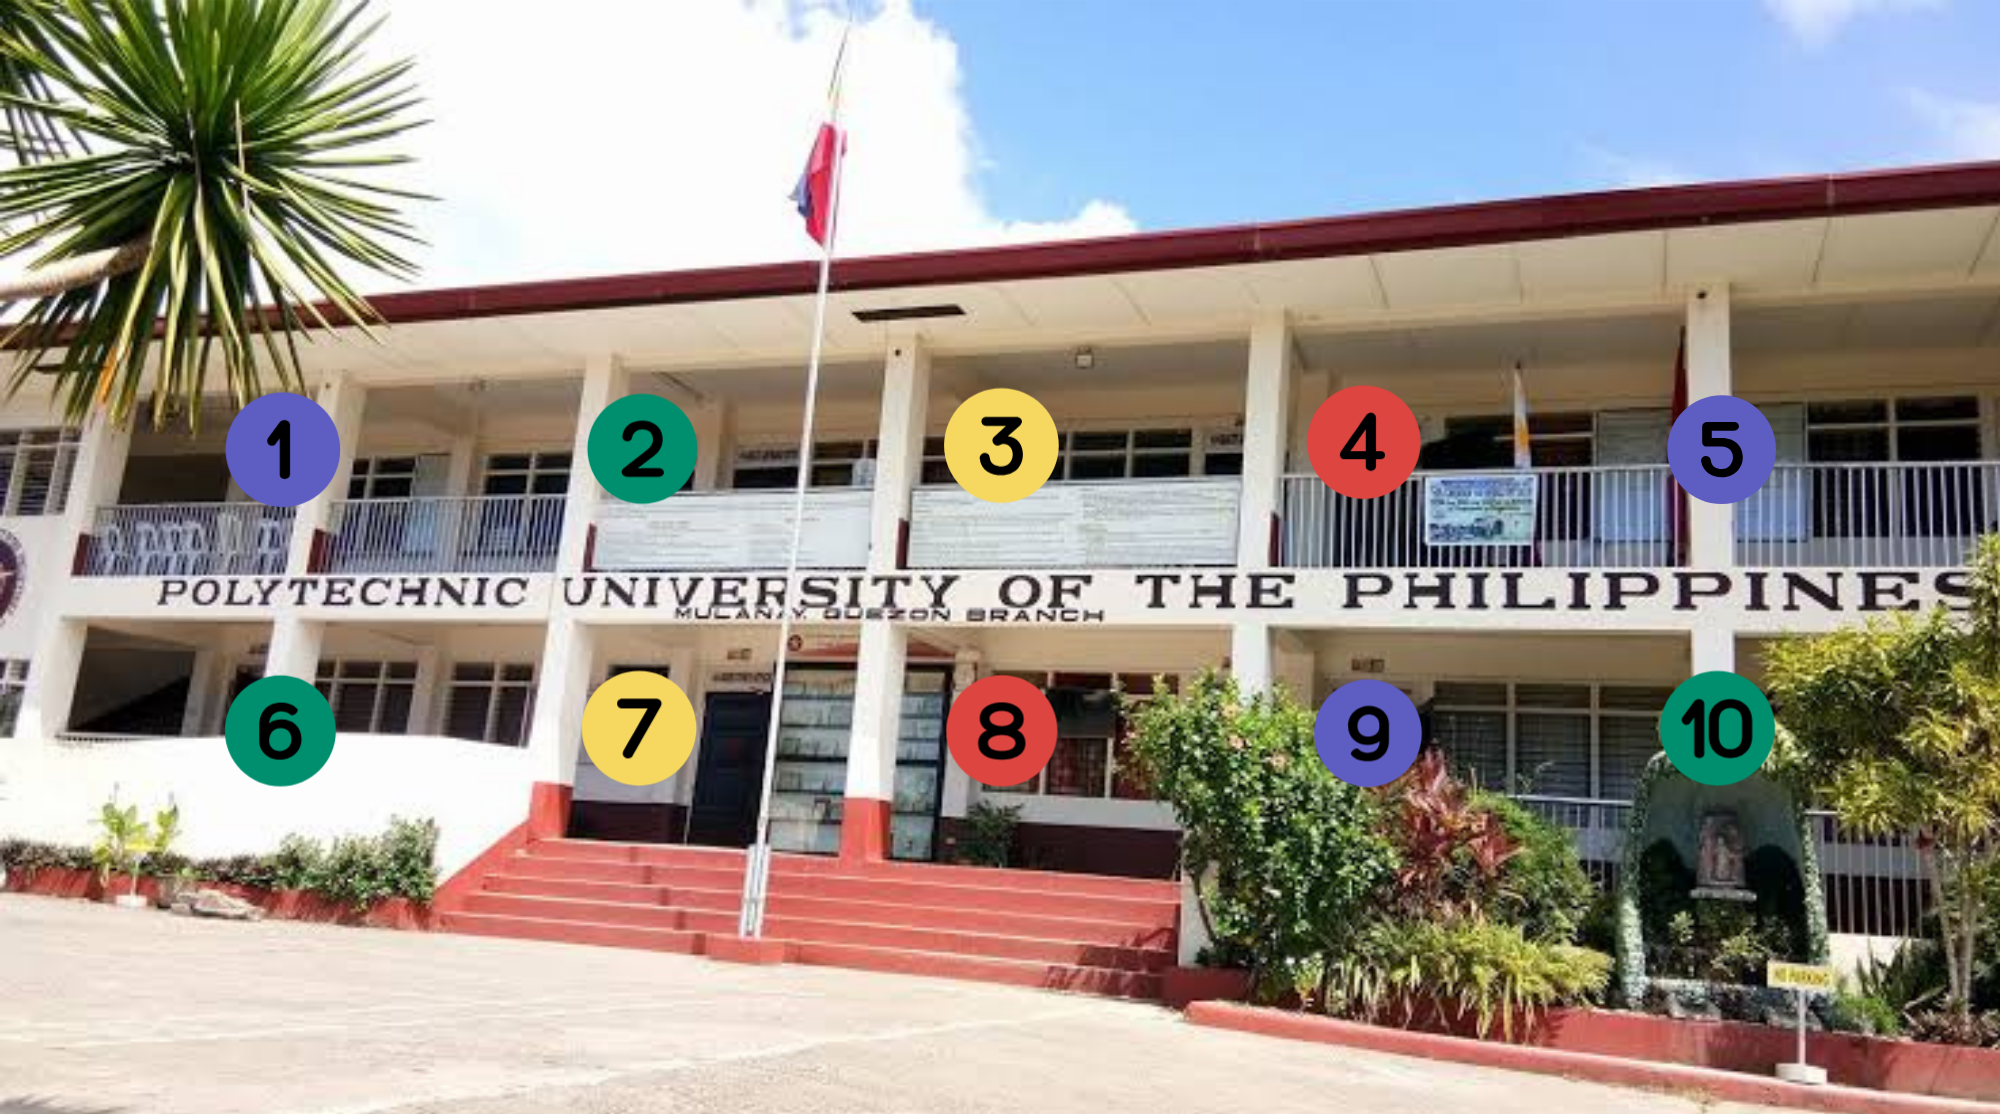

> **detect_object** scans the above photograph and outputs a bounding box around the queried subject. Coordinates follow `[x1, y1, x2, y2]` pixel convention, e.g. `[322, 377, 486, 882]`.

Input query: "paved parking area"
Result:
[0, 893, 1782, 1114]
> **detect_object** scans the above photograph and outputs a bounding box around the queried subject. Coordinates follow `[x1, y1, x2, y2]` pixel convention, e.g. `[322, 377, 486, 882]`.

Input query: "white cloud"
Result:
[1762, 0, 1944, 47]
[368, 0, 1134, 289]
[1907, 89, 2000, 159]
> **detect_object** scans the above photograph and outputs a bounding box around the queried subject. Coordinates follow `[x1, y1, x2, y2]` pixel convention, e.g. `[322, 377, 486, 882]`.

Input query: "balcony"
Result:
[1737, 461, 1999, 567]
[592, 489, 871, 570]
[908, 477, 1240, 568]
[85, 503, 293, 576]
[1281, 466, 1675, 568]
[325, 495, 564, 574]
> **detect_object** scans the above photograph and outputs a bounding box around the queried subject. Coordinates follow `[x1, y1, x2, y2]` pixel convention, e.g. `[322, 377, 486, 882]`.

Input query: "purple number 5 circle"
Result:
[1667, 396, 1775, 505]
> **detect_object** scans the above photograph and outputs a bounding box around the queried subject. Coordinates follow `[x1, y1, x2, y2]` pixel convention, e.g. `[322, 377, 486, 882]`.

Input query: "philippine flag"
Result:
[791, 122, 844, 247]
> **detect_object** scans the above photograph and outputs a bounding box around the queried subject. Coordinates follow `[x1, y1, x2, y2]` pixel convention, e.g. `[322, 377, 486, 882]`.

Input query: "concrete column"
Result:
[939, 649, 980, 821]
[1239, 311, 1294, 568]
[1691, 626, 1736, 676]
[1230, 621, 1274, 694]
[691, 399, 734, 491]
[558, 354, 630, 573]
[284, 376, 367, 573]
[14, 618, 87, 741]
[179, 649, 222, 737]
[841, 620, 906, 862]
[869, 334, 930, 570]
[406, 642, 442, 735]
[17, 416, 133, 742]
[521, 614, 599, 837]
[1686, 285, 1734, 568]
[263, 615, 324, 684]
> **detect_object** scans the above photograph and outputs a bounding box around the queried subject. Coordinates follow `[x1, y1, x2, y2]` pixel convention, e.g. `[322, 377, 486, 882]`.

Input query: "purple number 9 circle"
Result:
[1667, 395, 1776, 505]
[1314, 679, 1422, 788]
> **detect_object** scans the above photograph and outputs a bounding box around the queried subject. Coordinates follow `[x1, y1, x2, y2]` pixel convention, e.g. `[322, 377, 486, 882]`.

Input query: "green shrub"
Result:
[954, 800, 1021, 868]
[1323, 917, 1611, 1039]
[1125, 670, 1396, 990]
[1828, 990, 1903, 1037]
[1473, 792, 1596, 943]
[270, 834, 323, 891]
[377, 817, 438, 905]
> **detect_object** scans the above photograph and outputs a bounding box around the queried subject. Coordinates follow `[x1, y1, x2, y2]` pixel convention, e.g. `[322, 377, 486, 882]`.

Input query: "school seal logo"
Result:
[0, 529, 25, 625]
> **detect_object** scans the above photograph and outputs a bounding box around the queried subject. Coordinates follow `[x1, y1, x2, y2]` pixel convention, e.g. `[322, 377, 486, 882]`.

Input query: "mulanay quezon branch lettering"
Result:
[153, 568, 1972, 622]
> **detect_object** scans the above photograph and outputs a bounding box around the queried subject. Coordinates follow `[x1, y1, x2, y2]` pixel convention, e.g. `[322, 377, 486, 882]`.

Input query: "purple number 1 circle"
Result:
[1667, 395, 1776, 505]
[225, 392, 343, 507]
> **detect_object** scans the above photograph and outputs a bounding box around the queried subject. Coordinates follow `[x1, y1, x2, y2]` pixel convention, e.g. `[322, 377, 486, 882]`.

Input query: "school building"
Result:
[3, 160, 1997, 994]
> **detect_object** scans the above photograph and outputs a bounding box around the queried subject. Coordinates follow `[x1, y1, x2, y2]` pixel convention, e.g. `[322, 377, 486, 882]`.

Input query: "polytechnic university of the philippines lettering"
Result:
[148, 567, 1972, 632]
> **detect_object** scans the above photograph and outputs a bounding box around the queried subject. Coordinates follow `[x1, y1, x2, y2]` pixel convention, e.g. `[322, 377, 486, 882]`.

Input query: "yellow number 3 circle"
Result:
[944, 388, 1059, 503]
[580, 671, 697, 786]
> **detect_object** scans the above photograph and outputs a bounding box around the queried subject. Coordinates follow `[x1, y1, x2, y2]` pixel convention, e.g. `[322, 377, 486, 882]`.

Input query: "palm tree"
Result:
[0, 0, 424, 429]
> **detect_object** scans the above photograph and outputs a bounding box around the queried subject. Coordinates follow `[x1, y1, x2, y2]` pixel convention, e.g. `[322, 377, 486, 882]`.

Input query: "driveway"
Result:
[0, 893, 1783, 1114]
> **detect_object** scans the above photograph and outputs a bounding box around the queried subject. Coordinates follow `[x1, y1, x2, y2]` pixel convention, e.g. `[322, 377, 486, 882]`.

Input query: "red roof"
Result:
[368, 160, 2000, 327]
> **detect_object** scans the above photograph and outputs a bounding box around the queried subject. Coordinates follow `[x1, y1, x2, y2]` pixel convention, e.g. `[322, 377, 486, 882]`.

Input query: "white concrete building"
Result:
[3, 162, 1999, 942]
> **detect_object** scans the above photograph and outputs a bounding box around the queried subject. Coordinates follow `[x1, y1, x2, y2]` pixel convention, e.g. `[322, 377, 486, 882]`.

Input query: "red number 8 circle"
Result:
[946, 675, 1058, 788]
[1307, 385, 1421, 499]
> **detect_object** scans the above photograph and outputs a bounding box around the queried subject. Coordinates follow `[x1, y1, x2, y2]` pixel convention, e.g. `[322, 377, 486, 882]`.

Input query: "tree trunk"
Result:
[0, 237, 151, 302]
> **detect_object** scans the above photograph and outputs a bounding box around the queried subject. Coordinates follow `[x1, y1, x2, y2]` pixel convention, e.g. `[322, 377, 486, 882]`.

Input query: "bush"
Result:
[1125, 670, 1396, 991]
[1472, 792, 1596, 943]
[270, 834, 323, 891]
[954, 800, 1021, 868]
[1322, 917, 1611, 1039]
[1828, 990, 1903, 1037]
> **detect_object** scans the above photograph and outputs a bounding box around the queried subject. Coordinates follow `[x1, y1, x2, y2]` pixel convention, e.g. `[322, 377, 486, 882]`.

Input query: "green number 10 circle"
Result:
[1658, 670, 1775, 786]
[225, 676, 337, 786]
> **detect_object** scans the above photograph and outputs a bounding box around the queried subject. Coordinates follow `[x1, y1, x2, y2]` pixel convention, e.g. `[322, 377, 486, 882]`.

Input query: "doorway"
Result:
[685, 691, 771, 847]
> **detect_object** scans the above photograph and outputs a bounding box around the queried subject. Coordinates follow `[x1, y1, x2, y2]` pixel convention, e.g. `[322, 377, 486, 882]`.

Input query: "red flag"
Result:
[791, 122, 844, 247]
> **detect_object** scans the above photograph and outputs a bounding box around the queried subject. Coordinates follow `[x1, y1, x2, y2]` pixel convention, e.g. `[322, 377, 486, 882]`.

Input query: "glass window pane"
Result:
[1434, 681, 1507, 707]
[1203, 453, 1243, 476]
[1599, 716, 1660, 801]
[387, 661, 418, 680]
[1808, 400, 1888, 425]
[487, 454, 532, 472]
[1133, 429, 1193, 449]
[483, 473, 529, 495]
[1046, 737, 1108, 797]
[1067, 455, 1125, 480]
[501, 663, 535, 683]
[491, 687, 531, 746]
[1808, 428, 1890, 463]
[453, 662, 493, 682]
[333, 686, 378, 733]
[1514, 684, 1590, 709]
[816, 440, 865, 461]
[530, 473, 569, 494]
[377, 684, 414, 734]
[538, 452, 572, 471]
[922, 437, 946, 457]
[338, 660, 380, 680]
[920, 460, 953, 485]
[1599, 686, 1672, 711]
[1532, 412, 1594, 435]
[1433, 710, 1506, 791]
[1515, 713, 1590, 798]
[1894, 396, 1979, 422]
[734, 466, 797, 490]
[1071, 431, 1127, 452]
[1897, 424, 1979, 463]
[443, 687, 490, 741]
[1131, 453, 1192, 478]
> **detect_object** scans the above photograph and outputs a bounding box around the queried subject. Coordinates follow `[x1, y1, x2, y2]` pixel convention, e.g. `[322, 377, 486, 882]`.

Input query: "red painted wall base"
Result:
[527, 781, 573, 840]
[839, 796, 891, 863]
[706, 933, 792, 965]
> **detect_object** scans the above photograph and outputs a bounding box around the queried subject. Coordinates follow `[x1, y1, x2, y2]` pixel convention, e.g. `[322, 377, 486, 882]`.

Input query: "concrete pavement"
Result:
[0, 893, 1784, 1114]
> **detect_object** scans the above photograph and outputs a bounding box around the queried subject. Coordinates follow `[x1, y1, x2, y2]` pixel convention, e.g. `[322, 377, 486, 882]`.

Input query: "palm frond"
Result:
[0, 0, 427, 429]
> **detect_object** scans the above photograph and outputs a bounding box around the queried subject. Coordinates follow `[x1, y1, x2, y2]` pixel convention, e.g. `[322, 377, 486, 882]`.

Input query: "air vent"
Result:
[852, 303, 966, 323]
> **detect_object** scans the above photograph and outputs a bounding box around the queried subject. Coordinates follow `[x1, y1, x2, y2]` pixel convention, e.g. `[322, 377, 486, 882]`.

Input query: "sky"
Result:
[369, 0, 2000, 291]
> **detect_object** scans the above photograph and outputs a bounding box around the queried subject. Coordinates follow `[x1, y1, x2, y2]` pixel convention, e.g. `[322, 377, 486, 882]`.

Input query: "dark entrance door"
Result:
[686, 691, 771, 847]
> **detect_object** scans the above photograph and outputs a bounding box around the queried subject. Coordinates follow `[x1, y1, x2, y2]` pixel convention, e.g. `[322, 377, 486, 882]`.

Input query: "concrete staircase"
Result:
[438, 838, 1179, 999]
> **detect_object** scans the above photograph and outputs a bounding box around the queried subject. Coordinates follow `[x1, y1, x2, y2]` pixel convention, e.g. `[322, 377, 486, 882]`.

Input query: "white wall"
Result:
[0, 733, 536, 879]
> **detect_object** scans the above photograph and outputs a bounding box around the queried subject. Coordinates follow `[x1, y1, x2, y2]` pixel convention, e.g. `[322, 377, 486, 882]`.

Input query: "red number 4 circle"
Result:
[1307, 385, 1421, 499]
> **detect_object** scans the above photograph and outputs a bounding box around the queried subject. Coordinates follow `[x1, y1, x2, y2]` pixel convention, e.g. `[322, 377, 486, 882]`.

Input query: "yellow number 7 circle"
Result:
[580, 671, 697, 786]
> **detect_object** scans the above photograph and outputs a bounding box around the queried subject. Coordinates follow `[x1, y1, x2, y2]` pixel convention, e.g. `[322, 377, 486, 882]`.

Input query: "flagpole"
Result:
[740, 32, 851, 941]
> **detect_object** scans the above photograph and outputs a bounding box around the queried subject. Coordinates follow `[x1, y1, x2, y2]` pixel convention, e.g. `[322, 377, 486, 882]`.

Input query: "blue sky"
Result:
[925, 0, 2000, 229]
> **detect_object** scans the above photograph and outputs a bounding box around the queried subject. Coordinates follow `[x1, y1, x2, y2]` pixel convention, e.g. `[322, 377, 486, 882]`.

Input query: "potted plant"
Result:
[146, 802, 192, 908]
[91, 800, 156, 909]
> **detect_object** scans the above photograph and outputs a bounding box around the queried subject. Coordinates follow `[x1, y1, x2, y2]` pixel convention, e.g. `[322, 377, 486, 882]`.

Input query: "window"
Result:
[1439, 412, 1595, 469]
[0, 428, 80, 517]
[1806, 396, 1984, 538]
[0, 659, 27, 735]
[984, 672, 1166, 800]
[733, 439, 878, 489]
[1431, 680, 1669, 800]
[482, 452, 570, 496]
[346, 457, 418, 500]
[444, 662, 535, 746]
[314, 659, 416, 734]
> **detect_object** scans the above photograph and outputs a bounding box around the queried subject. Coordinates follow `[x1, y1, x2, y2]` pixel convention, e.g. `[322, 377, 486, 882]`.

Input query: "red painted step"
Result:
[789, 940, 1162, 999]
[462, 892, 700, 932]
[439, 911, 704, 955]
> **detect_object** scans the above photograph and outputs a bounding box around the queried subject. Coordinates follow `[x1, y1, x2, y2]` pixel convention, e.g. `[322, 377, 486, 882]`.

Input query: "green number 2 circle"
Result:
[587, 394, 698, 504]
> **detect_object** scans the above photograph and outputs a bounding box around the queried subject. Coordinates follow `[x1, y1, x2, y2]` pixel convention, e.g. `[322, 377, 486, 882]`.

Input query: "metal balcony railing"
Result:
[325, 495, 565, 574]
[1281, 466, 1677, 568]
[1737, 461, 2000, 567]
[86, 503, 294, 576]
